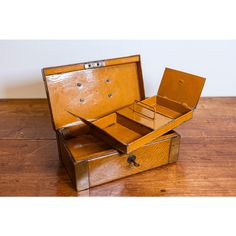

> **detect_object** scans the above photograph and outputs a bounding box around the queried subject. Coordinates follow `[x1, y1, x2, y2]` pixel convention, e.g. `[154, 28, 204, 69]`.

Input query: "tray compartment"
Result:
[93, 113, 153, 144]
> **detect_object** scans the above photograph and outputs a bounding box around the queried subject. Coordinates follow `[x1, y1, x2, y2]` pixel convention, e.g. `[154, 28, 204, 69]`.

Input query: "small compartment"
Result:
[139, 95, 191, 118]
[117, 98, 176, 130]
[93, 113, 153, 144]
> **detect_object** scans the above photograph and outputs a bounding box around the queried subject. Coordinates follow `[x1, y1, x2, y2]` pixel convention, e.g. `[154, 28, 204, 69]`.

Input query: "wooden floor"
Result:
[0, 97, 236, 196]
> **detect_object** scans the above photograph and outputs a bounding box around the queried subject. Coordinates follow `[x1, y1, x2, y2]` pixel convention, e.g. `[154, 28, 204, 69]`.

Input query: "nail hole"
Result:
[77, 82, 82, 87]
[160, 189, 166, 193]
[80, 98, 85, 102]
[105, 79, 110, 83]
[178, 79, 184, 85]
[108, 93, 112, 97]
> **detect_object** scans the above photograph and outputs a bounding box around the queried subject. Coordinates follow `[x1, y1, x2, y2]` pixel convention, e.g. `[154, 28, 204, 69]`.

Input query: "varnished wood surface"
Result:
[43, 55, 145, 129]
[88, 137, 173, 187]
[0, 98, 236, 196]
[74, 67, 205, 154]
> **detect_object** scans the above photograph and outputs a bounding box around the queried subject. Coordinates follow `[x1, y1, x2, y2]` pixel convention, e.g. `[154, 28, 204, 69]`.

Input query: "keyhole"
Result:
[127, 155, 140, 167]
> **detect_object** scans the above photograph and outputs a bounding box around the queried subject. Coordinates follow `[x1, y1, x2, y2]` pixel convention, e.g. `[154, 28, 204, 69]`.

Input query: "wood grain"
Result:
[43, 55, 145, 129]
[88, 138, 171, 187]
[0, 97, 236, 196]
[76, 65, 206, 154]
[0, 99, 55, 140]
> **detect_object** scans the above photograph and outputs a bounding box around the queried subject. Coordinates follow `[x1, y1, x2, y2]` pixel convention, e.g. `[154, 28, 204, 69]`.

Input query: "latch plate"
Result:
[84, 60, 105, 69]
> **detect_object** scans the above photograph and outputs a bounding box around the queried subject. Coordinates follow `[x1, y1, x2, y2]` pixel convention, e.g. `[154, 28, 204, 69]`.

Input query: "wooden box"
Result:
[76, 68, 205, 154]
[42, 55, 181, 191]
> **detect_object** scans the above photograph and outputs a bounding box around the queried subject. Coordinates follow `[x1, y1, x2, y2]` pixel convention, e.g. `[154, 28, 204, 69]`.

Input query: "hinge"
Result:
[84, 60, 105, 69]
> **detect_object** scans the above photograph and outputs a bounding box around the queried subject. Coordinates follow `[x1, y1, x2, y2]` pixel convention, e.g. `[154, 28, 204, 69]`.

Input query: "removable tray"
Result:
[70, 67, 205, 154]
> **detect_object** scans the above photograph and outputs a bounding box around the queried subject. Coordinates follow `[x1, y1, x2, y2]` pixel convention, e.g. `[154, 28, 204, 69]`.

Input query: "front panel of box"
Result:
[59, 130, 180, 191]
[88, 138, 171, 187]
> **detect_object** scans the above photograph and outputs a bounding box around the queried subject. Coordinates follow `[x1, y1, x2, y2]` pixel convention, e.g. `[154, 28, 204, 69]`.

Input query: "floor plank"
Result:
[176, 97, 236, 138]
[0, 98, 236, 196]
[0, 99, 55, 140]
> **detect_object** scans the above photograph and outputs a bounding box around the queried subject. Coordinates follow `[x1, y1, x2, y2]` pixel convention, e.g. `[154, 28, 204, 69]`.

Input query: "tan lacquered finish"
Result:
[65, 134, 112, 161]
[61, 130, 179, 190]
[42, 55, 144, 129]
[41, 56, 185, 191]
[169, 135, 180, 163]
[88, 137, 171, 187]
[77, 98, 192, 153]
[77, 68, 205, 153]
[158, 68, 206, 109]
[43, 55, 140, 76]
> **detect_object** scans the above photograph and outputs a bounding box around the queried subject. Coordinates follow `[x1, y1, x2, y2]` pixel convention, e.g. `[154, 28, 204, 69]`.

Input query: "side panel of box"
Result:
[57, 133, 76, 187]
[58, 133, 90, 191]
[168, 134, 180, 163]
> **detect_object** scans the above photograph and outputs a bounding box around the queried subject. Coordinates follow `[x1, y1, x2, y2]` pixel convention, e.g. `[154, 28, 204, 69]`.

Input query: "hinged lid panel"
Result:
[42, 55, 145, 130]
[157, 68, 205, 109]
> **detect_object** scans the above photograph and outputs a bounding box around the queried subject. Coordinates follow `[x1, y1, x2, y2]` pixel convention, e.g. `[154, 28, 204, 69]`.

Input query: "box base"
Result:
[57, 129, 180, 192]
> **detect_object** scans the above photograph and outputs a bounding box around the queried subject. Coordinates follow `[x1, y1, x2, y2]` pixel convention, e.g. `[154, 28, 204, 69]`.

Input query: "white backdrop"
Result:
[0, 40, 235, 98]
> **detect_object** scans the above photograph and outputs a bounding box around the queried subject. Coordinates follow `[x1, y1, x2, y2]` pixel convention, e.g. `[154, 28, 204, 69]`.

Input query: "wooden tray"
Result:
[74, 68, 205, 153]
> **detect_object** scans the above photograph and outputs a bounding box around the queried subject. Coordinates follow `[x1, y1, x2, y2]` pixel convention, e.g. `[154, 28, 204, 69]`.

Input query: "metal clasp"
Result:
[84, 60, 105, 69]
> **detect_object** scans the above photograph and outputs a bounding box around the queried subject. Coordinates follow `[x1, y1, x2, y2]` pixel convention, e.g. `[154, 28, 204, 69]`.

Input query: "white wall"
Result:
[0, 40, 235, 98]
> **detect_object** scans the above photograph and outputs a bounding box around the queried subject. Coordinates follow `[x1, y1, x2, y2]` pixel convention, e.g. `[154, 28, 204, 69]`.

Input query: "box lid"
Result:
[42, 55, 145, 130]
[157, 68, 205, 109]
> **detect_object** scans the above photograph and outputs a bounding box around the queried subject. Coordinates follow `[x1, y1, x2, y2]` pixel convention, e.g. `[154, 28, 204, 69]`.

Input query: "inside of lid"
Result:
[43, 56, 144, 130]
[157, 68, 205, 110]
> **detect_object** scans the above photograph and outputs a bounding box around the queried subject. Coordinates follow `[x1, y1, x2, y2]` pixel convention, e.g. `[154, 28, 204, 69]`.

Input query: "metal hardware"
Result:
[108, 93, 112, 98]
[169, 135, 180, 163]
[84, 60, 105, 69]
[129, 100, 156, 120]
[75, 160, 89, 191]
[127, 155, 140, 167]
[80, 98, 85, 103]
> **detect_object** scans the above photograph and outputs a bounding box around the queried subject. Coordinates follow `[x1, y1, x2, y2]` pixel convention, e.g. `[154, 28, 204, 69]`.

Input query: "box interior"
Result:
[63, 129, 177, 162]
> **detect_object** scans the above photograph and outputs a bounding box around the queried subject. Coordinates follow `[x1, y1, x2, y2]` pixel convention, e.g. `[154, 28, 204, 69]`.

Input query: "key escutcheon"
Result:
[127, 155, 140, 167]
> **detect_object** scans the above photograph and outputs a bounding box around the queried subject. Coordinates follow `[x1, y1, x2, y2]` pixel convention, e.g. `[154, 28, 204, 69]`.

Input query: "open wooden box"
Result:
[42, 55, 181, 191]
[75, 68, 205, 154]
